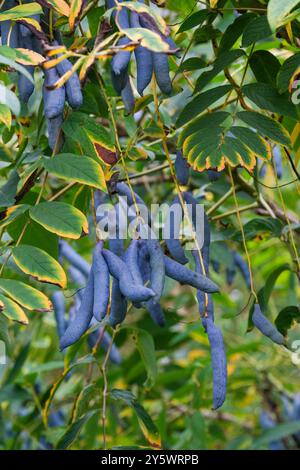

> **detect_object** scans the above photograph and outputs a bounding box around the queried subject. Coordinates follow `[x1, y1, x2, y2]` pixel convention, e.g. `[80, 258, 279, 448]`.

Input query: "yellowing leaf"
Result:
[37, 0, 70, 17]
[0, 279, 52, 312]
[0, 104, 11, 129]
[69, 0, 83, 31]
[0, 2, 42, 21]
[120, 28, 170, 53]
[29, 202, 88, 239]
[43, 154, 107, 191]
[12, 245, 67, 288]
[0, 294, 29, 325]
[15, 48, 45, 66]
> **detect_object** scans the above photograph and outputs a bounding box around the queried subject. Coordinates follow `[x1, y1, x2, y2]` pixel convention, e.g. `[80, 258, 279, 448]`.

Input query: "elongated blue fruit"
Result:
[252, 303, 285, 345]
[60, 268, 94, 350]
[52, 291, 66, 340]
[192, 250, 214, 327]
[165, 196, 188, 265]
[124, 240, 144, 286]
[274, 145, 283, 179]
[175, 150, 189, 185]
[111, 67, 128, 94]
[47, 113, 64, 150]
[152, 52, 172, 95]
[17, 34, 34, 103]
[145, 298, 165, 326]
[88, 328, 121, 364]
[183, 192, 209, 259]
[68, 265, 87, 286]
[109, 278, 128, 327]
[164, 255, 219, 293]
[112, 38, 131, 77]
[138, 240, 151, 284]
[165, 36, 180, 58]
[43, 68, 66, 119]
[92, 242, 110, 321]
[226, 266, 236, 286]
[102, 249, 155, 302]
[130, 11, 153, 96]
[1, 1, 19, 48]
[121, 74, 135, 114]
[147, 238, 165, 301]
[233, 251, 251, 288]
[206, 317, 227, 410]
[115, 182, 150, 226]
[207, 169, 222, 182]
[55, 52, 83, 109]
[60, 241, 90, 277]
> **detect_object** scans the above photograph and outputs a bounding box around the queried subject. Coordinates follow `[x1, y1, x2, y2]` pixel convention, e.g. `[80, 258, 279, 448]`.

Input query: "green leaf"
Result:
[43, 154, 107, 191]
[229, 126, 270, 160]
[277, 52, 300, 94]
[0, 170, 19, 208]
[0, 103, 11, 129]
[0, 53, 35, 83]
[0, 2, 42, 21]
[237, 111, 291, 146]
[29, 202, 88, 239]
[176, 85, 233, 127]
[242, 83, 299, 120]
[218, 12, 256, 53]
[195, 50, 245, 92]
[0, 279, 52, 312]
[267, 0, 300, 31]
[242, 15, 272, 47]
[237, 217, 284, 241]
[275, 306, 300, 336]
[121, 28, 170, 53]
[0, 84, 20, 116]
[67, 113, 118, 166]
[177, 9, 212, 33]
[11, 245, 67, 288]
[178, 57, 206, 72]
[178, 111, 230, 146]
[0, 294, 28, 325]
[130, 327, 157, 389]
[71, 384, 99, 422]
[249, 51, 281, 87]
[56, 411, 96, 450]
[111, 389, 161, 448]
[252, 420, 300, 449]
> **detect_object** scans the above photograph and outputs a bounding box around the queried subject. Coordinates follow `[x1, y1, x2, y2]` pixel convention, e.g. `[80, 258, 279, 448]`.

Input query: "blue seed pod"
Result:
[60, 241, 91, 277]
[165, 195, 188, 265]
[109, 278, 128, 328]
[43, 67, 66, 119]
[145, 298, 165, 327]
[137, 240, 151, 284]
[252, 303, 285, 345]
[183, 192, 209, 258]
[68, 265, 87, 286]
[226, 266, 236, 286]
[17, 33, 34, 103]
[92, 242, 110, 321]
[211, 259, 220, 273]
[46, 113, 64, 150]
[112, 37, 131, 76]
[207, 169, 222, 182]
[55, 52, 83, 109]
[273, 145, 283, 179]
[52, 291, 66, 340]
[60, 268, 94, 350]
[102, 248, 155, 303]
[146, 238, 165, 301]
[1, 1, 19, 48]
[115, 182, 150, 226]
[121, 74, 135, 113]
[175, 150, 190, 185]
[124, 239, 144, 286]
[164, 255, 219, 293]
[164, 36, 180, 58]
[233, 251, 251, 288]
[152, 52, 172, 95]
[111, 67, 129, 94]
[130, 11, 153, 96]
[206, 317, 227, 410]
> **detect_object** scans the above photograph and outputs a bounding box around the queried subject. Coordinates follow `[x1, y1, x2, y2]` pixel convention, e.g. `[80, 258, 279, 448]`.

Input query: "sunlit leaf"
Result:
[0, 279, 52, 312]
